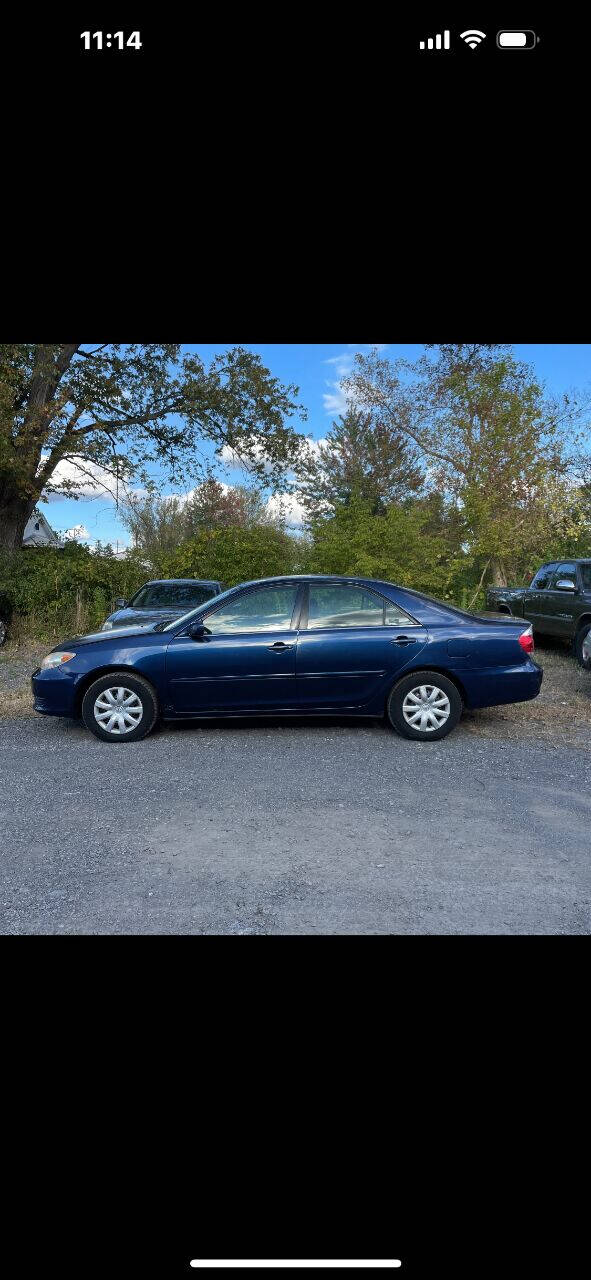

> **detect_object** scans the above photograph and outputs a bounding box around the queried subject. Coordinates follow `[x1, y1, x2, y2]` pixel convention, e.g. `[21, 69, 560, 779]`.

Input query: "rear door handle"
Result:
[392, 636, 418, 646]
[267, 642, 295, 652]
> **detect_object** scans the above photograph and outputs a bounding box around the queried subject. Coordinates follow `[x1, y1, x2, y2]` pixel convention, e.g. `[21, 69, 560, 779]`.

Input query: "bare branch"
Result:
[76, 345, 109, 359]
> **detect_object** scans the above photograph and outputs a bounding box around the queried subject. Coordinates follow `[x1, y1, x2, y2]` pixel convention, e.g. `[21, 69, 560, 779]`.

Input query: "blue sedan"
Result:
[31, 575, 542, 743]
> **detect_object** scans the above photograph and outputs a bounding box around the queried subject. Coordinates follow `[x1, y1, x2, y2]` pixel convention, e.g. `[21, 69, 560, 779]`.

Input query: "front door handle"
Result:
[392, 636, 418, 646]
[267, 642, 295, 652]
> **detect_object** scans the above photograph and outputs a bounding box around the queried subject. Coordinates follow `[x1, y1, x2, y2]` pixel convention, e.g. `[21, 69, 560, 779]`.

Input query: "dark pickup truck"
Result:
[486, 559, 591, 670]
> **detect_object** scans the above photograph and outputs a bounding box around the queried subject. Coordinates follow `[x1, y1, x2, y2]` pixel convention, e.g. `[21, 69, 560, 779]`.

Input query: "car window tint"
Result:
[205, 585, 298, 634]
[308, 585, 385, 629]
[132, 584, 215, 609]
[530, 566, 554, 590]
[580, 564, 591, 591]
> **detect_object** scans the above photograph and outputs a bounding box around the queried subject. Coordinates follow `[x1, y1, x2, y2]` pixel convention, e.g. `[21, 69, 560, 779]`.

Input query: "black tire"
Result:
[387, 670, 463, 742]
[574, 622, 591, 671]
[81, 671, 159, 743]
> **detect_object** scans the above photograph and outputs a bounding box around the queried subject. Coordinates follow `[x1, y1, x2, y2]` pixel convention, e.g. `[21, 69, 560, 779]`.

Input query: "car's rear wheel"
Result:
[575, 622, 591, 671]
[387, 671, 463, 742]
[81, 672, 159, 742]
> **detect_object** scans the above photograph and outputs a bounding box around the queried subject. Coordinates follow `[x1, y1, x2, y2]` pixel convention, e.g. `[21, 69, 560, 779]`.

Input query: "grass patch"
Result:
[462, 640, 590, 747]
[0, 643, 48, 718]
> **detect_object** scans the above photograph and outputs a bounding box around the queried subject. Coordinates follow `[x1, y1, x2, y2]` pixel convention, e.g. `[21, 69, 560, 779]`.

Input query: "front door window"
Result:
[204, 584, 299, 634]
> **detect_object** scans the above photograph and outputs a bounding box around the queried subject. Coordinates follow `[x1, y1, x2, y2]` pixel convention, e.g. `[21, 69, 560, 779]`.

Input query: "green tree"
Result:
[306, 498, 457, 596]
[347, 344, 589, 587]
[153, 524, 301, 587]
[298, 407, 424, 519]
[0, 344, 305, 550]
[122, 477, 283, 562]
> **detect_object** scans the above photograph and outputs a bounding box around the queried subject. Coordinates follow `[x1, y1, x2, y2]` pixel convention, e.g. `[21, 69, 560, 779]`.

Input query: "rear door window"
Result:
[307, 584, 416, 629]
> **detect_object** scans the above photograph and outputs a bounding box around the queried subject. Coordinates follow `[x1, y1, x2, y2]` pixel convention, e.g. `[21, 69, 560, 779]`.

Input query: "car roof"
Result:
[142, 578, 220, 586]
[221, 574, 401, 590]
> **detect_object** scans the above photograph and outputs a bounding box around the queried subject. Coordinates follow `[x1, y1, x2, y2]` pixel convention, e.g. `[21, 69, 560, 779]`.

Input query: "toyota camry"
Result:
[31, 575, 542, 743]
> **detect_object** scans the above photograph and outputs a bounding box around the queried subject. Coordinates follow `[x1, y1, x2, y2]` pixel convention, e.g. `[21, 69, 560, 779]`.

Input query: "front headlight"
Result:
[102, 620, 114, 631]
[41, 651, 77, 670]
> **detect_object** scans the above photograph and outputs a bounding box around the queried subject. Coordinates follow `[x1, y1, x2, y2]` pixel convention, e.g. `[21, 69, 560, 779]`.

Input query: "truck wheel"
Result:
[81, 671, 159, 742]
[387, 671, 463, 742]
[575, 623, 591, 671]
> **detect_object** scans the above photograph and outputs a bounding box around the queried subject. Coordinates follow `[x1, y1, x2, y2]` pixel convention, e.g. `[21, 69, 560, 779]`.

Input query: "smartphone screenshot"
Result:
[1, 10, 588, 1280]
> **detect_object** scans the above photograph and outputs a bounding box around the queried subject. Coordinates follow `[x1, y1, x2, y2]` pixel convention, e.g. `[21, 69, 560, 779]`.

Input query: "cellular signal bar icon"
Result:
[419, 31, 450, 50]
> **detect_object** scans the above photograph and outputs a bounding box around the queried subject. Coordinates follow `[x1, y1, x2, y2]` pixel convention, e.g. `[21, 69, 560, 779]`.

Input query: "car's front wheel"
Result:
[387, 670, 463, 742]
[81, 672, 159, 742]
[575, 622, 591, 671]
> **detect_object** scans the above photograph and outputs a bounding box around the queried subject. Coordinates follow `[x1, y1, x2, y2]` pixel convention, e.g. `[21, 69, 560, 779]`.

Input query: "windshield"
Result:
[156, 582, 243, 631]
[580, 564, 591, 591]
[129, 583, 217, 610]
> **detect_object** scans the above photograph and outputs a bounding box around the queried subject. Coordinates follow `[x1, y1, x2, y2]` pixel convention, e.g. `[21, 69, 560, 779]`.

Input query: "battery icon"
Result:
[497, 30, 538, 49]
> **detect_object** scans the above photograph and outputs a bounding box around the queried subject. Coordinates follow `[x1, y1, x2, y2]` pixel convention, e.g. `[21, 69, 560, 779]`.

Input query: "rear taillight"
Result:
[518, 625, 535, 655]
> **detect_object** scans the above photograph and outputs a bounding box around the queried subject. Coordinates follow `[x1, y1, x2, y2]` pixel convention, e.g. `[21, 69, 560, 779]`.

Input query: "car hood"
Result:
[105, 607, 187, 628]
[56, 623, 165, 649]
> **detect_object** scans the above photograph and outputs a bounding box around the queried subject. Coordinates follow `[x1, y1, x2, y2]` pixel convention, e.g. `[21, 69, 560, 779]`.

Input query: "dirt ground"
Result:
[462, 636, 590, 750]
[0, 636, 589, 748]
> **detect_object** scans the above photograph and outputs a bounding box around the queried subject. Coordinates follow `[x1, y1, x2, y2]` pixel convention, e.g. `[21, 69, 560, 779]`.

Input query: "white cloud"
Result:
[63, 524, 90, 541]
[39, 456, 132, 501]
[323, 386, 350, 415]
[265, 492, 309, 529]
[219, 441, 277, 473]
[221, 436, 328, 477]
[322, 343, 389, 415]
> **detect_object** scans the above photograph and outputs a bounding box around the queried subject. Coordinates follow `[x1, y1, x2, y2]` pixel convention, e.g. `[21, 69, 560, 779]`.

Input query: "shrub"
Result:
[153, 525, 302, 587]
[306, 500, 461, 598]
[0, 545, 147, 642]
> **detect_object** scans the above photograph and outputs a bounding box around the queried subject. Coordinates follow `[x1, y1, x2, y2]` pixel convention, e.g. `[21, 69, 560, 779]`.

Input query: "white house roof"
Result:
[23, 512, 63, 548]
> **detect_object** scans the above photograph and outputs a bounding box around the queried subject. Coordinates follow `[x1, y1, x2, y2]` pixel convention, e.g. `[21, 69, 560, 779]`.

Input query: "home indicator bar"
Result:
[189, 1264, 402, 1271]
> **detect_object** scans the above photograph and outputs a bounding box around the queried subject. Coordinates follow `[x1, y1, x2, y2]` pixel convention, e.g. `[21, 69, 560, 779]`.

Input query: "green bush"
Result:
[306, 500, 464, 599]
[0, 527, 303, 642]
[0, 544, 147, 642]
[153, 525, 302, 587]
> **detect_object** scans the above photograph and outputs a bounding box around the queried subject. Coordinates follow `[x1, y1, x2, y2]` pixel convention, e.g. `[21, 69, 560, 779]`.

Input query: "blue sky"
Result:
[40, 343, 591, 548]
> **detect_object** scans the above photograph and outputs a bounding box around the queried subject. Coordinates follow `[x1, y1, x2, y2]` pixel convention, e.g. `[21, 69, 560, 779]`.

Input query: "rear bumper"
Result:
[460, 660, 543, 710]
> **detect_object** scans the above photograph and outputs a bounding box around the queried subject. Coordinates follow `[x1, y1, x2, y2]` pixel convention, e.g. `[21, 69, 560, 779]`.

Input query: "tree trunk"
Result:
[489, 557, 508, 588]
[0, 486, 36, 551]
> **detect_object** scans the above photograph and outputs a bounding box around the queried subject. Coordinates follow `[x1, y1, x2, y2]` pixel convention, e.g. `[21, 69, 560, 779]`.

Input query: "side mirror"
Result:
[115, 598, 128, 609]
[188, 622, 210, 641]
[555, 579, 576, 592]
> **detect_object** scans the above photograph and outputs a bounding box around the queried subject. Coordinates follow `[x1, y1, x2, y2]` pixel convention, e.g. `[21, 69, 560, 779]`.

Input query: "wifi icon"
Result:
[460, 29, 487, 48]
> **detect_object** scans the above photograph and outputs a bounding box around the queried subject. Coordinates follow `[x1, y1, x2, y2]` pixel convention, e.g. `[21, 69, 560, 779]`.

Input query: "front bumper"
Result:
[31, 667, 79, 717]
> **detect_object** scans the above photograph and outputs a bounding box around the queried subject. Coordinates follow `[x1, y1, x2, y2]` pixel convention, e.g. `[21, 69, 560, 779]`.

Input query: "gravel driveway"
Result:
[1, 702, 590, 934]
